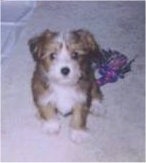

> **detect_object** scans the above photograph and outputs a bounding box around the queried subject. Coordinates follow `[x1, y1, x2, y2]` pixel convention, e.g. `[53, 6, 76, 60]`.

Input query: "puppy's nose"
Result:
[61, 67, 70, 76]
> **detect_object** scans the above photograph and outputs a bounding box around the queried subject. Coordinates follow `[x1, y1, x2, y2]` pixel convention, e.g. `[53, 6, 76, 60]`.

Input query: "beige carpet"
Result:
[1, 1, 145, 162]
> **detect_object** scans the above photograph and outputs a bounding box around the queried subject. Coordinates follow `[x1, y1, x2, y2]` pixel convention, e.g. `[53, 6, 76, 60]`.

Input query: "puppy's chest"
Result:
[49, 85, 86, 115]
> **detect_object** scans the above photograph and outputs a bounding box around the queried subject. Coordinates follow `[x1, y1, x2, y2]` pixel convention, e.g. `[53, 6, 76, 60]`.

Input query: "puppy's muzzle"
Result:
[61, 67, 70, 76]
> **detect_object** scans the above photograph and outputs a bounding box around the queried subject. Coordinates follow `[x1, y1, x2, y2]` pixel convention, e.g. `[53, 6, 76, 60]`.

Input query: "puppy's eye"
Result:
[50, 53, 56, 60]
[72, 52, 79, 60]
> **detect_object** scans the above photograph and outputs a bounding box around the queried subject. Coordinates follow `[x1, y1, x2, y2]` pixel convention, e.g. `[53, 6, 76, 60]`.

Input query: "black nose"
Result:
[61, 67, 70, 76]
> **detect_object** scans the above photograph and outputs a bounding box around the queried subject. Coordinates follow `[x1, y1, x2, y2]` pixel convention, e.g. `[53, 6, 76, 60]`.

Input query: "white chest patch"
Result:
[39, 84, 86, 115]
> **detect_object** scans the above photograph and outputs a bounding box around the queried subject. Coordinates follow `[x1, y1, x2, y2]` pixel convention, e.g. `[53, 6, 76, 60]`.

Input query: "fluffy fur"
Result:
[28, 29, 103, 143]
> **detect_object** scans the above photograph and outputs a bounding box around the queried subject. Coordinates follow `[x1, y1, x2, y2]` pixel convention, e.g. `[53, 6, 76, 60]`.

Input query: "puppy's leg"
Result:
[38, 104, 61, 134]
[90, 83, 106, 116]
[70, 104, 89, 143]
[38, 103, 56, 120]
[91, 82, 103, 100]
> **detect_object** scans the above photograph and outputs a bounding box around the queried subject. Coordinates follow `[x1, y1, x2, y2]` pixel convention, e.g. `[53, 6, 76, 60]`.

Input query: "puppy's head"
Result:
[28, 29, 101, 85]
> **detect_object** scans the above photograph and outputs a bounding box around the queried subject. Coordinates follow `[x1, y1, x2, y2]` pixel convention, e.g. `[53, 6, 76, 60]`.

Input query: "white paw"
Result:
[70, 129, 90, 143]
[42, 119, 61, 134]
[90, 100, 106, 116]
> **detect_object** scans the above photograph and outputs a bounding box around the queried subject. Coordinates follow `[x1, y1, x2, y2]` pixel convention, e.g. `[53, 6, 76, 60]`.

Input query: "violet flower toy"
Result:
[94, 49, 137, 86]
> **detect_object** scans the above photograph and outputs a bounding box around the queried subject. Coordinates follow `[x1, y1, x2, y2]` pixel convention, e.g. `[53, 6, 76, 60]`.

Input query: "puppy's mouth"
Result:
[59, 74, 80, 86]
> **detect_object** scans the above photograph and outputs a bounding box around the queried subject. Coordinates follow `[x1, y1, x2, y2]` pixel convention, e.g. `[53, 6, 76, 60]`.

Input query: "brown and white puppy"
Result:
[28, 29, 103, 143]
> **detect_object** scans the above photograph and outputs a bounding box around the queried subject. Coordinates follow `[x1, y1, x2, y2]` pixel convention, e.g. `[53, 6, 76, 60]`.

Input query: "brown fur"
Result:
[71, 103, 88, 129]
[28, 29, 103, 131]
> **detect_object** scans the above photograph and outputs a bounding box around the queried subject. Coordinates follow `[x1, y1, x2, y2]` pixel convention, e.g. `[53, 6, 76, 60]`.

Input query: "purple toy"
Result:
[94, 49, 137, 86]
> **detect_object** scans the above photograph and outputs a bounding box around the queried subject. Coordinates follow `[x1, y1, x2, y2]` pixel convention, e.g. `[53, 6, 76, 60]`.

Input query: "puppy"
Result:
[28, 29, 103, 143]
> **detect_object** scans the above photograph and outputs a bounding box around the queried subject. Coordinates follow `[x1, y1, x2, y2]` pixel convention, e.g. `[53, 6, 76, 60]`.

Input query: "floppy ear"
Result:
[28, 29, 57, 62]
[28, 36, 40, 61]
[71, 29, 102, 63]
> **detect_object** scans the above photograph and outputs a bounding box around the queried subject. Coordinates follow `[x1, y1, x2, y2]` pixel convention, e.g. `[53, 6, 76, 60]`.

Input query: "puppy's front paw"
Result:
[70, 129, 90, 143]
[90, 100, 106, 116]
[43, 119, 61, 134]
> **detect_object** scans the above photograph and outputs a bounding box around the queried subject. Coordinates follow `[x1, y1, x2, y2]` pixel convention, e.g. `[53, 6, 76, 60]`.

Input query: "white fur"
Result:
[52, 84, 86, 115]
[90, 99, 106, 116]
[91, 99, 102, 110]
[42, 118, 61, 134]
[70, 129, 90, 143]
[48, 39, 81, 85]
[38, 38, 86, 115]
[39, 84, 86, 115]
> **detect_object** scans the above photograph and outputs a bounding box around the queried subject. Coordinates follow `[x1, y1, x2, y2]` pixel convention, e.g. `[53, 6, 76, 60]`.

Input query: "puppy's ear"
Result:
[28, 29, 57, 62]
[28, 36, 39, 61]
[72, 29, 102, 63]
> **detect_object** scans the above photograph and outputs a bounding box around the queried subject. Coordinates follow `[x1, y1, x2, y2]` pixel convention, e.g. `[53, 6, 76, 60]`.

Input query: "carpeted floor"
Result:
[1, 1, 145, 162]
